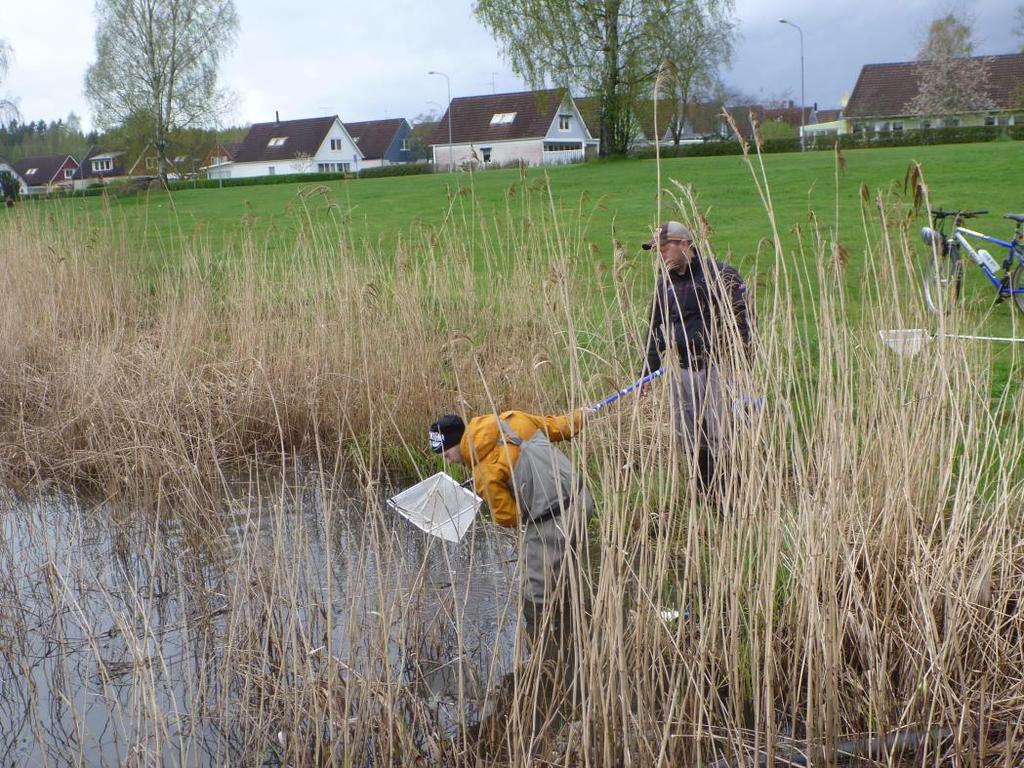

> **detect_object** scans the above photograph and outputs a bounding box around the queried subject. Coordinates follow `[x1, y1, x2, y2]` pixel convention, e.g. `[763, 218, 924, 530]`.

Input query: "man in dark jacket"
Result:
[640, 220, 753, 497]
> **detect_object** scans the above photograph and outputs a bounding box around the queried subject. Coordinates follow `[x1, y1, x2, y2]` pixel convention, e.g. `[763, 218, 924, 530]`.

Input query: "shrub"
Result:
[0, 170, 19, 202]
[167, 170, 350, 192]
[358, 164, 433, 179]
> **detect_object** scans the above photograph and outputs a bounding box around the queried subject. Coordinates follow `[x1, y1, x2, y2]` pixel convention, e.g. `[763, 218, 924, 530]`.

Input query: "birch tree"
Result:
[474, 0, 735, 156]
[84, 0, 239, 177]
[908, 14, 991, 119]
[661, 0, 734, 145]
[0, 40, 18, 128]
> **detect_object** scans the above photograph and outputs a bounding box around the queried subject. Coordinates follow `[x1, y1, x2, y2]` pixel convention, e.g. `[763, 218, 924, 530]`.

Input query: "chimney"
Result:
[275, 110, 280, 124]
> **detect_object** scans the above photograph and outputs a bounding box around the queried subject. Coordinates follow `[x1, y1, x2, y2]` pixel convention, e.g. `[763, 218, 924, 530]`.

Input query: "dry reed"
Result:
[0, 159, 1022, 766]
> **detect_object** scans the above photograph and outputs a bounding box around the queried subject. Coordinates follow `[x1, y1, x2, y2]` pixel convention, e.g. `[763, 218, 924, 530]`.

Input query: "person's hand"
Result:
[580, 406, 597, 422]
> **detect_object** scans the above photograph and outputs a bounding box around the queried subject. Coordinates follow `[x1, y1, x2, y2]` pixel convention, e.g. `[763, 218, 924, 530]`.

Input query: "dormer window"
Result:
[558, 114, 571, 131]
[92, 158, 112, 172]
[25, 167, 38, 176]
[490, 112, 517, 125]
[267, 137, 287, 147]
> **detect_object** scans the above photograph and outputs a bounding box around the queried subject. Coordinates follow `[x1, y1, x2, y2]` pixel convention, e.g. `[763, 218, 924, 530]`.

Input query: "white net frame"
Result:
[386, 472, 482, 543]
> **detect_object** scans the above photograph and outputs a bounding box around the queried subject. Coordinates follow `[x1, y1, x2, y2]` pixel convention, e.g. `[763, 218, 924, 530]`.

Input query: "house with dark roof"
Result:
[201, 141, 242, 174]
[343, 118, 413, 168]
[844, 53, 1024, 134]
[13, 154, 80, 195]
[430, 89, 597, 169]
[127, 143, 198, 180]
[207, 115, 363, 180]
[74, 146, 129, 189]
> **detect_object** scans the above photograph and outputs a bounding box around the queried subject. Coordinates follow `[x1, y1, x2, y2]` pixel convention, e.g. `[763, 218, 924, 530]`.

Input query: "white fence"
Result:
[541, 148, 585, 166]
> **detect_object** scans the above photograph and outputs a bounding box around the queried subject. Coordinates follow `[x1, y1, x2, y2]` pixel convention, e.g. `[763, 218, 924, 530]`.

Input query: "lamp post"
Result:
[778, 18, 805, 151]
[428, 70, 453, 172]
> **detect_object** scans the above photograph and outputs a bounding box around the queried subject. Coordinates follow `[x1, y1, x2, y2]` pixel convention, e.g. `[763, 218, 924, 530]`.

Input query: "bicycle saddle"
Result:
[1004, 214, 1024, 223]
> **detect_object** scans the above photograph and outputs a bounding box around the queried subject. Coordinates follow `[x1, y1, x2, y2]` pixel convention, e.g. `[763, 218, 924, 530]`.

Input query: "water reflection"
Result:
[0, 478, 520, 765]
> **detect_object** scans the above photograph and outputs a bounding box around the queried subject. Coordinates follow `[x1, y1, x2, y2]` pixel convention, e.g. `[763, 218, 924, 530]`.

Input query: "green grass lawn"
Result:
[10, 140, 1024, 384]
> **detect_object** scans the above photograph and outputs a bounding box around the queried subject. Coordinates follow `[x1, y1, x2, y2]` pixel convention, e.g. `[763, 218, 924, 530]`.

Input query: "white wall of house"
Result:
[803, 118, 850, 137]
[543, 101, 591, 143]
[317, 120, 362, 173]
[433, 138, 546, 168]
[849, 111, 1024, 134]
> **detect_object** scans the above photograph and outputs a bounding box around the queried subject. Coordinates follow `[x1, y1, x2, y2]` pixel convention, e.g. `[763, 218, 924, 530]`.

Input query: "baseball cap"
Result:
[429, 414, 465, 453]
[642, 221, 693, 250]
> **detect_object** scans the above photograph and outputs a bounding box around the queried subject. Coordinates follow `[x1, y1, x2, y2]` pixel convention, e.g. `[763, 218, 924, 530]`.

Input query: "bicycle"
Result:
[920, 209, 1024, 315]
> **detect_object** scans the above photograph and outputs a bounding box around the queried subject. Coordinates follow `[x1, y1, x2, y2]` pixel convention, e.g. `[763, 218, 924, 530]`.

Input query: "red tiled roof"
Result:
[846, 53, 1024, 117]
[816, 108, 842, 122]
[343, 118, 406, 160]
[234, 116, 339, 163]
[431, 89, 568, 145]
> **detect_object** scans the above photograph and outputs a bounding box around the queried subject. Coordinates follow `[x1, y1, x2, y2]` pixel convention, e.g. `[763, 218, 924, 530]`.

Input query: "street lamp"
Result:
[428, 70, 453, 172]
[778, 18, 805, 151]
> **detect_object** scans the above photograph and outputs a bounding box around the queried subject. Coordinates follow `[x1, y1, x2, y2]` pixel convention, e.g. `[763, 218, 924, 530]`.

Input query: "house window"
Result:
[330, 138, 343, 150]
[984, 115, 996, 126]
[876, 121, 890, 132]
[146, 157, 158, 170]
[268, 166, 276, 175]
[489, 112, 517, 125]
[267, 137, 287, 147]
[891, 121, 903, 132]
[997, 116, 1009, 126]
[92, 158, 112, 172]
[943, 117, 960, 128]
[64, 168, 74, 179]
[1015, 115, 1024, 125]
[25, 167, 38, 176]
[401, 138, 409, 151]
[317, 162, 350, 173]
[481, 146, 492, 163]
[921, 119, 932, 130]
[558, 114, 571, 131]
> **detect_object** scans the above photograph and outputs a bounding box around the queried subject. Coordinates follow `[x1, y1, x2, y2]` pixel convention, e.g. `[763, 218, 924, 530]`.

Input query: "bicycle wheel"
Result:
[1011, 261, 1024, 314]
[923, 245, 962, 315]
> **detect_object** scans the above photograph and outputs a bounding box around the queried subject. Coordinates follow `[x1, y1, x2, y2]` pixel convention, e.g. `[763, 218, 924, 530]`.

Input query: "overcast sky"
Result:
[1, 0, 1018, 131]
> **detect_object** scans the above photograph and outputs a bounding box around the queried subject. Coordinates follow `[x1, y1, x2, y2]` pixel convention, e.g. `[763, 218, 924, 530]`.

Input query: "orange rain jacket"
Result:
[459, 409, 585, 528]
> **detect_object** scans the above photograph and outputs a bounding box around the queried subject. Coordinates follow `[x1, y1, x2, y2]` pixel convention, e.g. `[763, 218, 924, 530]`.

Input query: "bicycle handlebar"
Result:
[932, 209, 988, 220]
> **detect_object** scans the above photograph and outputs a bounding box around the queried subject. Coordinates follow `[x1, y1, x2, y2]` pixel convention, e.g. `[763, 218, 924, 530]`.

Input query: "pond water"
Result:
[0, 479, 522, 766]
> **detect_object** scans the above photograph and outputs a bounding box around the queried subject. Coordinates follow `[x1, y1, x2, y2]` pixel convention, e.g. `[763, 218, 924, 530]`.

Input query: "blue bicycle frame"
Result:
[953, 225, 1024, 298]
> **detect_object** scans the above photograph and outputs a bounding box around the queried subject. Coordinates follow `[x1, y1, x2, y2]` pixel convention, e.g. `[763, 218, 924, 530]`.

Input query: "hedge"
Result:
[167, 170, 350, 191]
[358, 163, 434, 179]
[632, 124, 1020, 159]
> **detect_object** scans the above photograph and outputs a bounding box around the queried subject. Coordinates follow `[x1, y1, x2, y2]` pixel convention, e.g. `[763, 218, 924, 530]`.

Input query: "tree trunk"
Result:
[598, 0, 621, 157]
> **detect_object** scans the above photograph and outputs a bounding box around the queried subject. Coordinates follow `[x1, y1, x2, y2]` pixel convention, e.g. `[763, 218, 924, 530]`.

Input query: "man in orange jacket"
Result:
[429, 408, 593, 633]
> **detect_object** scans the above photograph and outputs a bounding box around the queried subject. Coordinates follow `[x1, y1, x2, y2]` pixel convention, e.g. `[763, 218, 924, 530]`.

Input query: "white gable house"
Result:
[431, 89, 598, 170]
[206, 115, 364, 180]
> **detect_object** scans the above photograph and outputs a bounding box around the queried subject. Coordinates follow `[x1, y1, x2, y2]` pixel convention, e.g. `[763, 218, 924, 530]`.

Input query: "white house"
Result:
[430, 88, 598, 170]
[205, 115, 364, 180]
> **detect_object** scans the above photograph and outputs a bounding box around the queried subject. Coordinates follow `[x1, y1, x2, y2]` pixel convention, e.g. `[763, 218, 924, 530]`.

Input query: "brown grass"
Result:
[0, 159, 1022, 766]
